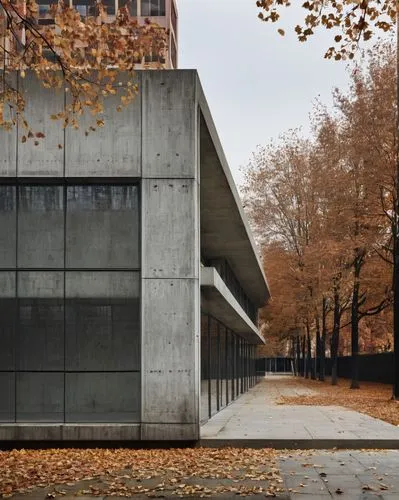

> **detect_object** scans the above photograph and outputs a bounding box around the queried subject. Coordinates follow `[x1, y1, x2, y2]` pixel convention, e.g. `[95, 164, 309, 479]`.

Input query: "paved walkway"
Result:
[279, 449, 399, 499]
[200, 376, 399, 448]
[10, 450, 399, 499]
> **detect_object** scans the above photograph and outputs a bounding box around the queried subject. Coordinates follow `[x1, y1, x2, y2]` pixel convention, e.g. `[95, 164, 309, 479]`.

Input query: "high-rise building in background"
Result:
[36, 0, 178, 68]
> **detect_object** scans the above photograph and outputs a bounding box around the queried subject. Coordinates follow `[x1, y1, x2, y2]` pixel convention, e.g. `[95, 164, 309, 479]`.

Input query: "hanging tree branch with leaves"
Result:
[0, 0, 168, 137]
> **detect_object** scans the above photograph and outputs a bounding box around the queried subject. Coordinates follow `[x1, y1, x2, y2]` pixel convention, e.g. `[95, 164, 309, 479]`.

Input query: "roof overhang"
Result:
[197, 81, 271, 308]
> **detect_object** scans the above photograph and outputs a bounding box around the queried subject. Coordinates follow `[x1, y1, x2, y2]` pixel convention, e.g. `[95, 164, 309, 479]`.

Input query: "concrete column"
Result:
[140, 71, 200, 440]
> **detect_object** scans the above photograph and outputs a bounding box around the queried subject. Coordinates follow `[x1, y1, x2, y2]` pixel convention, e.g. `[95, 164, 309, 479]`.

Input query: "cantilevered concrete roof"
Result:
[197, 81, 271, 308]
[201, 267, 264, 344]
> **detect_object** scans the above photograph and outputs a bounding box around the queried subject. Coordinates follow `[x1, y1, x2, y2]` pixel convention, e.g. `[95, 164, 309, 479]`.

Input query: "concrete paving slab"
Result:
[200, 377, 399, 449]
[278, 450, 399, 499]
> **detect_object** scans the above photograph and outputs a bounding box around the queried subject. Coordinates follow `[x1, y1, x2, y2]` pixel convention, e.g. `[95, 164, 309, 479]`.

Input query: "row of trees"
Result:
[243, 43, 396, 390]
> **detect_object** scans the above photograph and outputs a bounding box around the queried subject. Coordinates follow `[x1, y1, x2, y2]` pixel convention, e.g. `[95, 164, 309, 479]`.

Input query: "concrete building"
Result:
[36, 0, 178, 68]
[0, 70, 269, 442]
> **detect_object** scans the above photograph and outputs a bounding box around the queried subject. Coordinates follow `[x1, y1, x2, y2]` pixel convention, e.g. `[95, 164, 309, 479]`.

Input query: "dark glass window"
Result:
[200, 312, 257, 423]
[144, 53, 166, 64]
[65, 372, 140, 422]
[0, 186, 16, 268]
[65, 271, 140, 371]
[18, 186, 64, 268]
[17, 272, 64, 371]
[66, 185, 139, 269]
[0, 373, 15, 422]
[103, 0, 116, 15]
[200, 312, 209, 423]
[0, 272, 16, 371]
[141, 0, 165, 16]
[209, 316, 218, 417]
[0, 182, 141, 424]
[72, 0, 98, 17]
[16, 372, 64, 422]
[119, 0, 137, 15]
[219, 324, 226, 410]
[37, 0, 58, 23]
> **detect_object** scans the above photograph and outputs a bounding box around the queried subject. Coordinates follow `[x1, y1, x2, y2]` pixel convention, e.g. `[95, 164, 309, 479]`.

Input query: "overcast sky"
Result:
[178, 0, 352, 185]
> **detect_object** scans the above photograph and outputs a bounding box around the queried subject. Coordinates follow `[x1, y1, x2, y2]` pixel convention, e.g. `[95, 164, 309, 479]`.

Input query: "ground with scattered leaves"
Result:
[276, 376, 399, 426]
[279, 449, 399, 498]
[0, 448, 286, 498]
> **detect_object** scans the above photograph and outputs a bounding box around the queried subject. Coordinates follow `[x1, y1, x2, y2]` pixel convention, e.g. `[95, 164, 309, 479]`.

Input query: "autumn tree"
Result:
[332, 48, 394, 388]
[256, 0, 396, 60]
[255, 0, 399, 399]
[243, 47, 395, 389]
[243, 132, 342, 382]
[258, 242, 306, 370]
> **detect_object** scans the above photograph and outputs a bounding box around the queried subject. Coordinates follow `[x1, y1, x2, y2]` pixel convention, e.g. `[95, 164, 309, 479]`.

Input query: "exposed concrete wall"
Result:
[65, 73, 142, 177]
[18, 75, 65, 177]
[140, 71, 200, 440]
[0, 72, 143, 178]
[142, 180, 196, 278]
[0, 74, 17, 177]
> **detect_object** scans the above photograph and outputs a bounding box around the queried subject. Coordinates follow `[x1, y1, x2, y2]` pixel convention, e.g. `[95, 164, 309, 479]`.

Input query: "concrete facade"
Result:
[0, 70, 269, 442]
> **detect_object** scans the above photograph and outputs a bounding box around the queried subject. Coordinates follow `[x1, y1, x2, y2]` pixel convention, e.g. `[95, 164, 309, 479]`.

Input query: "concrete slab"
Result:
[279, 450, 399, 499]
[200, 377, 399, 449]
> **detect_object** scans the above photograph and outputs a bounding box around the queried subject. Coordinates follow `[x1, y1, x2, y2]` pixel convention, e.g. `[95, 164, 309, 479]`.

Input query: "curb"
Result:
[198, 439, 399, 449]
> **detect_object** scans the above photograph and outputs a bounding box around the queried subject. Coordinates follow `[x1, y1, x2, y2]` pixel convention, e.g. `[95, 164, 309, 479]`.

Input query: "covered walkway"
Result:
[200, 375, 399, 448]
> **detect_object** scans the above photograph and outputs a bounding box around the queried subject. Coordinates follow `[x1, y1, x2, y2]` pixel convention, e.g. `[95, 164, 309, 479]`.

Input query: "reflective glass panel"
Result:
[18, 186, 64, 268]
[66, 185, 139, 268]
[0, 186, 16, 268]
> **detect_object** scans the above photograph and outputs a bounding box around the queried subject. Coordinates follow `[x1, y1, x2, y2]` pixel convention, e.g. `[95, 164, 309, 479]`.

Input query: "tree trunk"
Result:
[296, 336, 301, 377]
[307, 325, 315, 380]
[315, 314, 321, 380]
[292, 337, 297, 376]
[394, 14, 399, 400]
[319, 297, 327, 382]
[394, 220, 399, 397]
[350, 256, 361, 389]
[302, 335, 306, 377]
[331, 284, 341, 386]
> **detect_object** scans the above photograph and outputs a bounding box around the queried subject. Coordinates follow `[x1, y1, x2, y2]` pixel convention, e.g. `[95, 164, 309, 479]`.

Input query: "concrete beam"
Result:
[200, 267, 264, 345]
